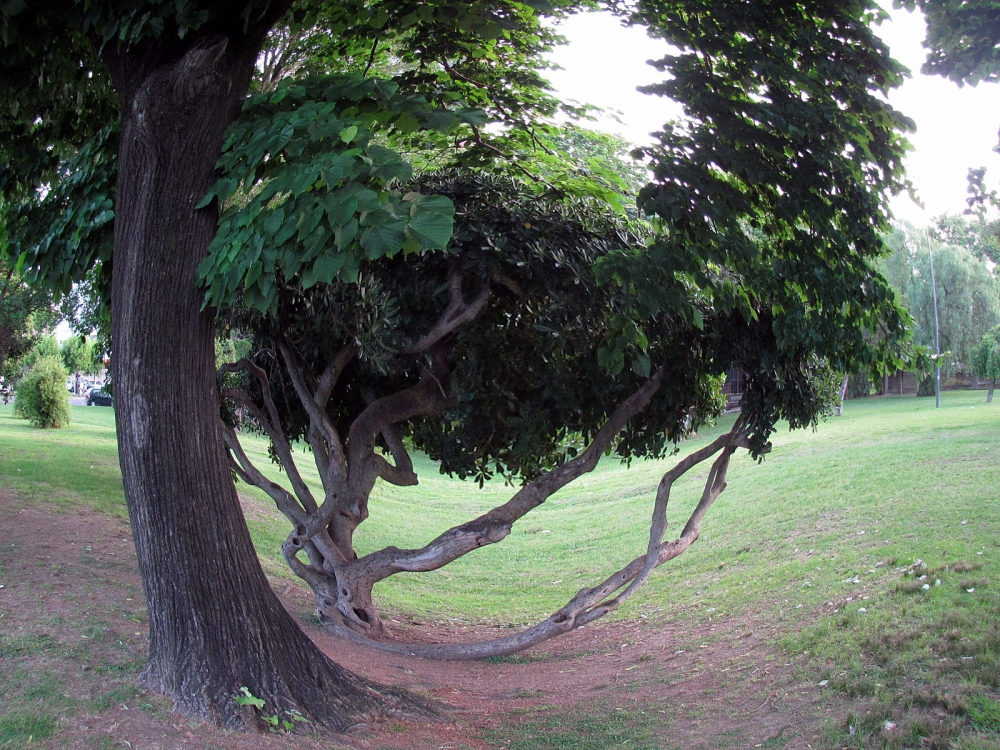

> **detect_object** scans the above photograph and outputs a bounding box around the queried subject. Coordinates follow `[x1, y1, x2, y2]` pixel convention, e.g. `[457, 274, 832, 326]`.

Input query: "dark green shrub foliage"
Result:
[14, 355, 71, 428]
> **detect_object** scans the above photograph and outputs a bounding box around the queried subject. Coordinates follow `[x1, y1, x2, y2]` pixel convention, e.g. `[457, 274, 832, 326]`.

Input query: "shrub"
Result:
[14, 355, 71, 428]
[917, 375, 936, 397]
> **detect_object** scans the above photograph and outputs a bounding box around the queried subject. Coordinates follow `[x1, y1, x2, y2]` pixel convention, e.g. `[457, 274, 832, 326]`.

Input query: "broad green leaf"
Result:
[339, 125, 359, 143]
[309, 249, 347, 287]
[360, 220, 406, 260]
[405, 205, 454, 250]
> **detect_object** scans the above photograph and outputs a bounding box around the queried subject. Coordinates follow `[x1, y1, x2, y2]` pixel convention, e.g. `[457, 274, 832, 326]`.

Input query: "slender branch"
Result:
[403, 269, 491, 354]
[276, 337, 347, 481]
[219, 358, 281, 435]
[315, 345, 355, 411]
[227, 453, 251, 484]
[220, 423, 308, 525]
[363, 36, 381, 77]
[220, 384, 319, 515]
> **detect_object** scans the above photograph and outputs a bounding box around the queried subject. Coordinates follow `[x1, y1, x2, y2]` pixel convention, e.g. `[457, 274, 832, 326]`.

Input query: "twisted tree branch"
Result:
[325, 415, 753, 660]
[341, 370, 666, 588]
[219, 379, 319, 516]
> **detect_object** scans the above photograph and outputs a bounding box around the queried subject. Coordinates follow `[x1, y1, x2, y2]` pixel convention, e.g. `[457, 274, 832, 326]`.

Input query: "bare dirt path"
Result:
[0, 491, 852, 749]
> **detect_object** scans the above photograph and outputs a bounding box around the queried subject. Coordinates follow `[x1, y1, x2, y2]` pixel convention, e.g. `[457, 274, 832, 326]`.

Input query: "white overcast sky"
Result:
[545, 7, 1000, 228]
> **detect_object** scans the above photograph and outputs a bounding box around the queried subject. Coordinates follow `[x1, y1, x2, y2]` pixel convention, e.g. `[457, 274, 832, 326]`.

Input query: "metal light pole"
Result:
[925, 230, 942, 408]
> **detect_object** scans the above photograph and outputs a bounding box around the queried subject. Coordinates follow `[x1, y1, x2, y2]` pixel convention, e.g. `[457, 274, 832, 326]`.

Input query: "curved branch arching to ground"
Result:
[322, 418, 755, 660]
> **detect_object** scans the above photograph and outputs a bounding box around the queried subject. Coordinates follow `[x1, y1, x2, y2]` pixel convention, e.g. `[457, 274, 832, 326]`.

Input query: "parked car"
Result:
[86, 387, 113, 407]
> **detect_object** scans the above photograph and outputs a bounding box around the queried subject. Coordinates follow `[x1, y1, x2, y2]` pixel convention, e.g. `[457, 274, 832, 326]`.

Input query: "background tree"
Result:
[883, 223, 1000, 379]
[21, 334, 61, 369]
[60, 334, 95, 388]
[971, 324, 1000, 402]
[933, 213, 1000, 266]
[0, 256, 58, 387]
[544, 124, 651, 214]
[1, 0, 916, 733]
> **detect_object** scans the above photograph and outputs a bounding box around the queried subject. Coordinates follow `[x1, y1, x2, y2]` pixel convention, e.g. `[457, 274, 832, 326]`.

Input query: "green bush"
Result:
[14, 355, 71, 428]
[917, 375, 936, 397]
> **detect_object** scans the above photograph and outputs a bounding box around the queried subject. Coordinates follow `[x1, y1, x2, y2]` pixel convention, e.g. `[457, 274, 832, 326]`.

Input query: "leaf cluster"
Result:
[613, 0, 915, 452]
[227, 171, 724, 483]
[896, 0, 1000, 86]
[197, 73, 485, 312]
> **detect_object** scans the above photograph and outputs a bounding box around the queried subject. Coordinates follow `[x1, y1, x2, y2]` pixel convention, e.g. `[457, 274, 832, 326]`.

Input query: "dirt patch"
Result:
[0, 490, 855, 749]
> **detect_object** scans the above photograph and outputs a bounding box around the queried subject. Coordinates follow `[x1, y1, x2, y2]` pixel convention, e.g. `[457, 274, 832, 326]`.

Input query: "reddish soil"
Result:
[0, 491, 853, 749]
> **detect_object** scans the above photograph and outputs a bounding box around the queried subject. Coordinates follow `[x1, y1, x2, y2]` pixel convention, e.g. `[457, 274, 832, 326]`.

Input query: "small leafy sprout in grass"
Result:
[896, 578, 926, 595]
[233, 687, 309, 733]
[943, 561, 984, 574]
[966, 694, 1000, 733]
[959, 578, 989, 592]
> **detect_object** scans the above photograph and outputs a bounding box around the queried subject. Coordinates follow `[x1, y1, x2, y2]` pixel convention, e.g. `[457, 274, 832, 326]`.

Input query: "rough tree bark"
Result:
[102, 19, 434, 730]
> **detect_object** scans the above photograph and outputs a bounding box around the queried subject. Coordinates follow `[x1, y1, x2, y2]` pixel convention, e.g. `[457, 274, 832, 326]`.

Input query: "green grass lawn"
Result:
[1, 391, 998, 748]
[0, 404, 125, 518]
[0, 392, 996, 626]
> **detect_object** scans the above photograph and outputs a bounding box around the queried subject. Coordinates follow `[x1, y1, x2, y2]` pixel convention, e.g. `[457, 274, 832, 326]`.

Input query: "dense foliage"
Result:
[223, 171, 726, 483]
[0, 256, 58, 383]
[896, 0, 1000, 87]
[971, 323, 1000, 400]
[615, 0, 915, 453]
[14, 355, 71, 428]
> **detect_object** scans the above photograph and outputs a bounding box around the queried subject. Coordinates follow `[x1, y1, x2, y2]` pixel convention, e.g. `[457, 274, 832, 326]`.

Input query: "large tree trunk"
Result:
[103, 26, 432, 730]
[989, 379, 995, 403]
